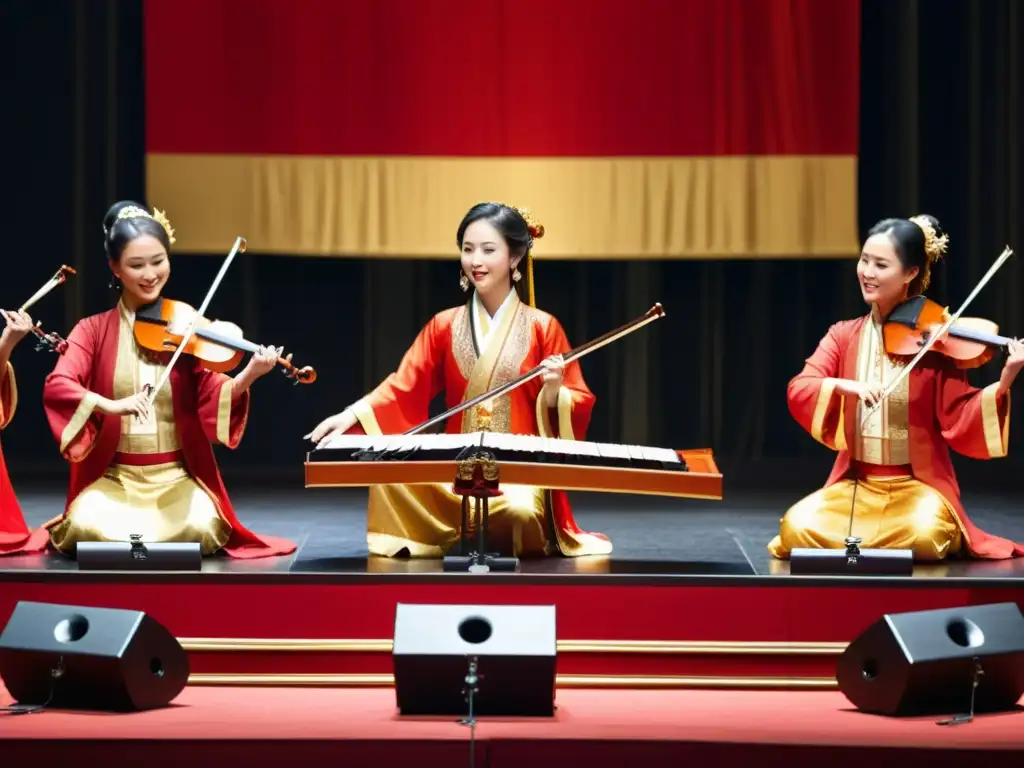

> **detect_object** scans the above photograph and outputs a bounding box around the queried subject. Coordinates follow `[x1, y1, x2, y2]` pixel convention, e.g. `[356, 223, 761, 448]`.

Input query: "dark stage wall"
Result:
[3, 0, 1023, 482]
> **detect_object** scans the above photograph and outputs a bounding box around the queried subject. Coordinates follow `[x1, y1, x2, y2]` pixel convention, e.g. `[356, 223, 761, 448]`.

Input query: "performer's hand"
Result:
[247, 345, 282, 379]
[997, 339, 1024, 398]
[540, 354, 565, 407]
[101, 391, 152, 423]
[836, 379, 884, 408]
[305, 409, 357, 446]
[0, 309, 33, 348]
[1004, 338, 1024, 375]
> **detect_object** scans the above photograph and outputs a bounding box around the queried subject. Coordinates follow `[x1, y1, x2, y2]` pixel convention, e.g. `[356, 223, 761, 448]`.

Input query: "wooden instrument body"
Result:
[305, 446, 722, 500]
[132, 296, 317, 383]
[133, 297, 245, 372]
[883, 295, 1004, 369]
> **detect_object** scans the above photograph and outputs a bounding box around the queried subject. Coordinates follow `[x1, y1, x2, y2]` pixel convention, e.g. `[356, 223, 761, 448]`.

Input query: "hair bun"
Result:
[909, 214, 949, 263]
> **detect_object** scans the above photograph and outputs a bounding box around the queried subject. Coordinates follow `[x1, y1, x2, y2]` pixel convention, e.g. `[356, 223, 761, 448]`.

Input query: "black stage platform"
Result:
[2, 456, 1022, 582]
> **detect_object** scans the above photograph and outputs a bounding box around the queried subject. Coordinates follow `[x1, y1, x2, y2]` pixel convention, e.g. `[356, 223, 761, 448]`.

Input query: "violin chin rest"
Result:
[206, 319, 244, 336]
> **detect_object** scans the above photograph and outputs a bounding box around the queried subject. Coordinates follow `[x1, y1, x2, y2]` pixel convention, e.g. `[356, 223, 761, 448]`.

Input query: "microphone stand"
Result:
[937, 658, 984, 726]
[844, 479, 862, 564]
[0, 656, 64, 716]
[459, 656, 480, 768]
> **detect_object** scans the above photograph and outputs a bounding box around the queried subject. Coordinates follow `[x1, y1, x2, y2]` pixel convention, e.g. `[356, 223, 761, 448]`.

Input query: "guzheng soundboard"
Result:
[305, 432, 722, 499]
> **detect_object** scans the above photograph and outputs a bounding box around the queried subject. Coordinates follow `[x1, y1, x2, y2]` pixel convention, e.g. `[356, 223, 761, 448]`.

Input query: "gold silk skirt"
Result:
[768, 473, 963, 562]
[367, 482, 551, 558]
[49, 459, 231, 557]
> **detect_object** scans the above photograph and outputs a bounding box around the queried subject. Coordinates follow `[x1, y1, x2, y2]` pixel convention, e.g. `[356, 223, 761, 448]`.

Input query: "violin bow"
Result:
[144, 236, 247, 408]
[404, 303, 666, 436]
[861, 245, 1015, 426]
[19, 265, 76, 313]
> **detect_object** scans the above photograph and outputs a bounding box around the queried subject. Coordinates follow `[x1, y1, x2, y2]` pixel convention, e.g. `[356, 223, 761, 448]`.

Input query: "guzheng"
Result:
[305, 432, 722, 500]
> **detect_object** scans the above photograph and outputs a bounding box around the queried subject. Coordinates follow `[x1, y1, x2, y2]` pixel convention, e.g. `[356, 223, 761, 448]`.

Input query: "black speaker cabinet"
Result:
[0, 601, 190, 711]
[392, 603, 556, 717]
[837, 601, 1024, 716]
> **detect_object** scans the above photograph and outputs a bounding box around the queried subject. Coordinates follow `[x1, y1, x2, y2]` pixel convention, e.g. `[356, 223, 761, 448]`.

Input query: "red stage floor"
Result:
[2, 685, 1021, 767]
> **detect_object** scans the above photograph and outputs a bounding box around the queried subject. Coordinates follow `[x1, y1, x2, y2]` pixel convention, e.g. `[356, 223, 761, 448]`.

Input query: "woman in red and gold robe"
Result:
[307, 203, 611, 559]
[0, 308, 51, 554]
[31, 201, 295, 559]
[770, 214, 1024, 561]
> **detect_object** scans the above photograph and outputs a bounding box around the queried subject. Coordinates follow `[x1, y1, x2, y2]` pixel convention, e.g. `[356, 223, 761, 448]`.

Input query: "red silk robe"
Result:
[787, 314, 1021, 559]
[347, 293, 611, 557]
[28, 307, 295, 559]
[0, 363, 49, 554]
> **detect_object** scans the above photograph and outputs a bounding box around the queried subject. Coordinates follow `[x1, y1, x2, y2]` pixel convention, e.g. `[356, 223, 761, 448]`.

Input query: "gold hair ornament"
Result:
[115, 205, 177, 246]
[497, 202, 545, 308]
[909, 215, 948, 291]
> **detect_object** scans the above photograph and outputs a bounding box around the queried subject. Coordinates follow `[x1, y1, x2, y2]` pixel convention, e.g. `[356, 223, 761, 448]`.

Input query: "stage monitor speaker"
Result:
[392, 603, 556, 717]
[76, 536, 202, 571]
[0, 600, 190, 711]
[836, 601, 1024, 716]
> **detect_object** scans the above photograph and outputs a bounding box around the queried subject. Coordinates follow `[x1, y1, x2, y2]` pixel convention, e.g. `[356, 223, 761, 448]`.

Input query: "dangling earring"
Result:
[459, 272, 469, 292]
[512, 268, 522, 283]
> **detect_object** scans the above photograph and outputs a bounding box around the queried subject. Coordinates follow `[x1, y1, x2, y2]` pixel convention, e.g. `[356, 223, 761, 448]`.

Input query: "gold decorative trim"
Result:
[0, 361, 18, 429]
[186, 672, 838, 690]
[810, 377, 838, 447]
[981, 381, 1010, 458]
[216, 380, 234, 446]
[179, 637, 847, 655]
[60, 391, 100, 454]
[351, 396, 383, 437]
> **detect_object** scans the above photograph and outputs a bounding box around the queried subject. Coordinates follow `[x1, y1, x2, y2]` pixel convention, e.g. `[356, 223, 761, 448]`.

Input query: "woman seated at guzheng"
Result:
[769, 214, 1024, 562]
[36, 201, 295, 560]
[306, 202, 612, 559]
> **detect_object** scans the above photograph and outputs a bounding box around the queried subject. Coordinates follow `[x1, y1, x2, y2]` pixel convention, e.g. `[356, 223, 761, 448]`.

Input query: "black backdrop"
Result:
[3, 0, 1023, 486]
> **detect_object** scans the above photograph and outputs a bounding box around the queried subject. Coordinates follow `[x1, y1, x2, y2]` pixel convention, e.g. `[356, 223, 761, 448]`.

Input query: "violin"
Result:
[17, 265, 76, 355]
[883, 294, 1014, 369]
[133, 297, 316, 384]
[863, 245, 1014, 425]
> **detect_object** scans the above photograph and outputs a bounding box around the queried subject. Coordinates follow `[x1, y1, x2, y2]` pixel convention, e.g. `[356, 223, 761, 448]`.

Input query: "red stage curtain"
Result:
[144, 0, 860, 258]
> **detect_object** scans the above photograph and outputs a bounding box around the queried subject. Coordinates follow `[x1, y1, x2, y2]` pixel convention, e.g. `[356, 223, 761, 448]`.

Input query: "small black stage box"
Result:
[392, 603, 557, 717]
[0, 600, 190, 711]
[76, 535, 201, 571]
[837, 601, 1024, 718]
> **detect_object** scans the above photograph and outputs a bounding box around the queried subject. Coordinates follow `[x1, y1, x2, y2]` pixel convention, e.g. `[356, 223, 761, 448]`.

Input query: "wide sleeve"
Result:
[936, 362, 1010, 459]
[349, 314, 447, 436]
[43, 320, 104, 462]
[535, 316, 595, 441]
[195, 365, 249, 448]
[787, 323, 846, 451]
[0, 362, 17, 430]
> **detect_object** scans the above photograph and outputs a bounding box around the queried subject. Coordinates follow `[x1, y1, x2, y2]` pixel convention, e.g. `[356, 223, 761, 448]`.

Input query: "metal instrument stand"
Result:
[442, 447, 518, 573]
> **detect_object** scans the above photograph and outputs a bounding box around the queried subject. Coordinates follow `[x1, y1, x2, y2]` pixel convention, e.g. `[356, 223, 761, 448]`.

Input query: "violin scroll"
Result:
[31, 322, 69, 355]
[278, 353, 317, 385]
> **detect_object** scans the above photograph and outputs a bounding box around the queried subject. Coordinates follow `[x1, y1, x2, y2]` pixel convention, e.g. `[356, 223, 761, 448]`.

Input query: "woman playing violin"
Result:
[306, 202, 611, 559]
[27, 201, 295, 559]
[770, 214, 1024, 562]
[0, 307, 42, 554]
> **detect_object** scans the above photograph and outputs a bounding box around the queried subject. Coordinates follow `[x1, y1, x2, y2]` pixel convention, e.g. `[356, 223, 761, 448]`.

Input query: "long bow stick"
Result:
[144, 236, 247, 408]
[861, 245, 1015, 426]
[404, 303, 666, 436]
[19, 265, 76, 312]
